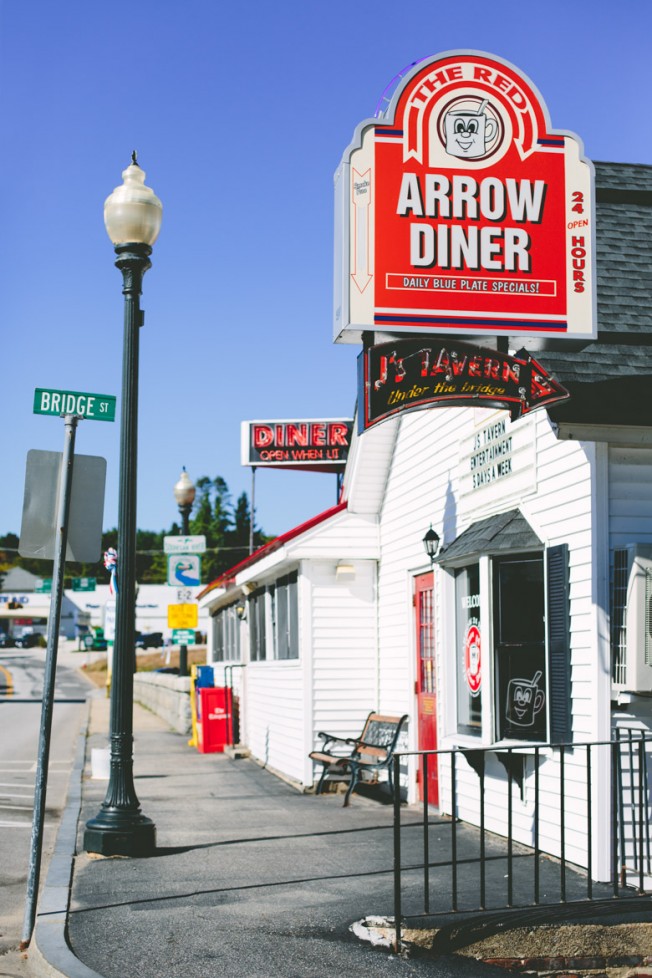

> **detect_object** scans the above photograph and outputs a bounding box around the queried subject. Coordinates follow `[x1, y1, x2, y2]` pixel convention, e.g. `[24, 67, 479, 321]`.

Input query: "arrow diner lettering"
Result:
[397, 173, 546, 273]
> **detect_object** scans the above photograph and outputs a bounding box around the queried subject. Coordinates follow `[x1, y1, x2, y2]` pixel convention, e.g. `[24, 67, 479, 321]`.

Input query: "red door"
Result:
[415, 572, 438, 805]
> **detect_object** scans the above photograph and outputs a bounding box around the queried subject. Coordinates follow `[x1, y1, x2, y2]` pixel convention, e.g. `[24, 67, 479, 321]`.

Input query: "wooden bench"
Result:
[309, 712, 408, 806]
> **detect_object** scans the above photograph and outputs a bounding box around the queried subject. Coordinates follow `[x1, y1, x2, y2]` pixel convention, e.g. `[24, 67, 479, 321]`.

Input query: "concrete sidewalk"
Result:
[29, 695, 651, 978]
[29, 695, 515, 978]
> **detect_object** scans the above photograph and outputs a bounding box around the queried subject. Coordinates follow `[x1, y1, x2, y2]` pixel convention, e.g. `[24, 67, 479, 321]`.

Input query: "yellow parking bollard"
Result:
[188, 664, 198, 748]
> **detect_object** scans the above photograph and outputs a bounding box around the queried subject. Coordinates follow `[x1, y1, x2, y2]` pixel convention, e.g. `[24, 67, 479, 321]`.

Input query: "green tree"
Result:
[190, 477, 214, 539]
[0, 474, 271, 591]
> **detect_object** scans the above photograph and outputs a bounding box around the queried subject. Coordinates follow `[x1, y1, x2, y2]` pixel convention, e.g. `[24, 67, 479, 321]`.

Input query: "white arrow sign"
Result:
[351, 167, 373, 294]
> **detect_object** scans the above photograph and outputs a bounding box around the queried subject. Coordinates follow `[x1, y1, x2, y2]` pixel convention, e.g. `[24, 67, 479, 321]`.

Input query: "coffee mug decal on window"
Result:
[505, 670, 545, 728]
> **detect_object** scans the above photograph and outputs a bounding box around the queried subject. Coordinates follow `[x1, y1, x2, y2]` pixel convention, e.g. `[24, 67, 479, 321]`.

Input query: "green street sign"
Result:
[72, 577, 96, 592]
[172, 629, 196, 645]
[35, 578, 52, 593]
[34, 388, 116, 422]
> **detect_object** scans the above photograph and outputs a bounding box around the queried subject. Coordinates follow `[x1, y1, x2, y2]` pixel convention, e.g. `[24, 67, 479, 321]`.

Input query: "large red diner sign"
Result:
[334, 51, 595, 343]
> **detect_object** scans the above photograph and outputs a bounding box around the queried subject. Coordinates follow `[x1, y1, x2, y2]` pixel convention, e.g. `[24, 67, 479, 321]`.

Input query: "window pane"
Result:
[497, 647, 547, 740]
[494, 554, 546, 741]
[214, 614, 224, 662]
[277, 580, 288, 658]
[496, 558, 544, 645]
[288, 572, 298, 659]
[214, 605, 242, 662]
[269, 585, 277, 657]
[250, 590, 266, 661]
[456, 563, 482, 735]
[418, 586, 435, 693]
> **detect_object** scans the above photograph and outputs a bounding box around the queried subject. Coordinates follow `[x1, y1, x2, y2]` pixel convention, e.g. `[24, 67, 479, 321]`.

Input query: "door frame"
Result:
[414, 570, 439, 806]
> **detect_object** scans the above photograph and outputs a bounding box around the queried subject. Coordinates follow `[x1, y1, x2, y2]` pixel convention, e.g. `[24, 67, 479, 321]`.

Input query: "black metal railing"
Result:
[392, 733, 652, 951]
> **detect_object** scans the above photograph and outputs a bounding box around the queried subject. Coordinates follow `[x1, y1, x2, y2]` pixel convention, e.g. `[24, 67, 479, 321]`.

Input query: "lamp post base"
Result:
[84, 813, 156, 857]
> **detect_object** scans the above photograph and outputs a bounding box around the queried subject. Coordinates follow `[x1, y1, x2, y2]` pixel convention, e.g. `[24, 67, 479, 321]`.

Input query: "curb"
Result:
[30, 695, 106, 978]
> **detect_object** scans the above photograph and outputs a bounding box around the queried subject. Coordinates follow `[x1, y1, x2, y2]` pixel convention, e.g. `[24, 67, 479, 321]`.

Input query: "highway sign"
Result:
[164, 535, 206, 554]
[172, 628, 196, 645]
[168, 604, 198, 629]
[34, 388, 116, 421]
[72, 577, 96, 592]
[167, 554, 201, 587]
[35, 578, 52, 593]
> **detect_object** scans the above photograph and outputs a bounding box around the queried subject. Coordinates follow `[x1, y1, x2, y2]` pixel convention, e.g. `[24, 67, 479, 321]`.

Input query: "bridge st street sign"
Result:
[34, 388, 116, 422]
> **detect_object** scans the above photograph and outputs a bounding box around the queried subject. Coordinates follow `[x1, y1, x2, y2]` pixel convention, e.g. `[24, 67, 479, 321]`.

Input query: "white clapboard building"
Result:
[198, 161, 652, 884]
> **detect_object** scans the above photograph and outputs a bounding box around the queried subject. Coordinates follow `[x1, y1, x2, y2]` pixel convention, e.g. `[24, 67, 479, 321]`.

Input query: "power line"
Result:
[0, 545, 252, 555]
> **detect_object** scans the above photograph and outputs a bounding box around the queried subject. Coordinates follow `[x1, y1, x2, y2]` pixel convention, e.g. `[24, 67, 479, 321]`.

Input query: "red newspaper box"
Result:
[196, 686, 232, 753]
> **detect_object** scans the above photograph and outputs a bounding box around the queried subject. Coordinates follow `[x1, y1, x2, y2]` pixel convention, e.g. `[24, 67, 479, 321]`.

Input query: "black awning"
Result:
[436, 509, 543, 565]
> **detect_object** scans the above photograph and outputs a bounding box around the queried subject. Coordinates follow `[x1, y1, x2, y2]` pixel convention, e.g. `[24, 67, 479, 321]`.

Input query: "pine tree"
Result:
[0, 476, 270, 589]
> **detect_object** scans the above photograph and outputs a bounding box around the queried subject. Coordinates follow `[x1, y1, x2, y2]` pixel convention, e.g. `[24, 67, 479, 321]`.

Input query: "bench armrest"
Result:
[316, 731, 350, 747]
[352, 738, 390, 753]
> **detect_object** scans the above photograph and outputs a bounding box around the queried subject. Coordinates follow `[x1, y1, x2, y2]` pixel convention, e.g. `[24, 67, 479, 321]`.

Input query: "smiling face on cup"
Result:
[506, 676, 545, 727]
[444, 110, 497, 159]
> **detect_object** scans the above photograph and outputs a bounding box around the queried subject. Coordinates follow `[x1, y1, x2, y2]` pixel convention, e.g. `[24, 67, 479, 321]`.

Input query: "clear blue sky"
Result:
[1, 0, 650, 545]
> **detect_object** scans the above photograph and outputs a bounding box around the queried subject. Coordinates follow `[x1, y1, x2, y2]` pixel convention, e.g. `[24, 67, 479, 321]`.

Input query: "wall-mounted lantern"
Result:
[422, 525, 440, 564]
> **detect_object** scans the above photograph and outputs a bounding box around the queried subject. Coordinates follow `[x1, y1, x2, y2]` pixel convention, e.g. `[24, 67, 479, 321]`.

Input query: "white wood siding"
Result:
[245, 660, 306, 785]
[308, 560, 378, 750]
[344, 417, 400, 514]
[369, 404, 609, 871]
[213, 507, 381, 789]
[608, 447, 652, 550]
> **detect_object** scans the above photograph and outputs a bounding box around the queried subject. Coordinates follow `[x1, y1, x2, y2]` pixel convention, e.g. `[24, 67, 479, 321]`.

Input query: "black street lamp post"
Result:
[84, 154, 162, 857]
[173, 468, 196, 678]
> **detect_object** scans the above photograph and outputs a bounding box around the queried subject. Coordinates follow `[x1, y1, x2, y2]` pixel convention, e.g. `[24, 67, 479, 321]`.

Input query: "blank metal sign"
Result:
[19, 450, 106, 563]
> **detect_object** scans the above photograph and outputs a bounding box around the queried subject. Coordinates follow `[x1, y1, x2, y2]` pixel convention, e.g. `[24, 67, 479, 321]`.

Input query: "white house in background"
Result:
[198, 161, 652, 887]
[0, 567, 208, 641]
[71, 584, 208, 639]
[198, 501, 381, 787]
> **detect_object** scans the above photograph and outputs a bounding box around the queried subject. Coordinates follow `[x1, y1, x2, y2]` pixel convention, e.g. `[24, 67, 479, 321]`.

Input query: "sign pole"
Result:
[21, 414, 79, 948]
[249, 466, 256, 555]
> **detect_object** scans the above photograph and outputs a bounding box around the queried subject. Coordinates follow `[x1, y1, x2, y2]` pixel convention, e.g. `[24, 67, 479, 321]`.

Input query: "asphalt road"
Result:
[0, 644, 90, 975]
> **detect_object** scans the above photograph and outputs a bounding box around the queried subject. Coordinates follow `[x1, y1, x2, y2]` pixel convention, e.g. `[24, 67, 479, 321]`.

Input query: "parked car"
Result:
[0, 633, 15, 648]
[15, 633, 44, 649]
[135, 632, 163, 649]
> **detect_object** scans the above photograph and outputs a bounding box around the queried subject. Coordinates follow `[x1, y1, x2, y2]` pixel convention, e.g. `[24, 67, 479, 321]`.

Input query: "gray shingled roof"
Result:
[436, 509, 542, 565]
[1, 566, 40, 591]
[540, 161, 652, 424]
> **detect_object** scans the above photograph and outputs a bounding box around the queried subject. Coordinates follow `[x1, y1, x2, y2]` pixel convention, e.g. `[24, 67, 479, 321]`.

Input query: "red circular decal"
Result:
[464, 622, 482, 696]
